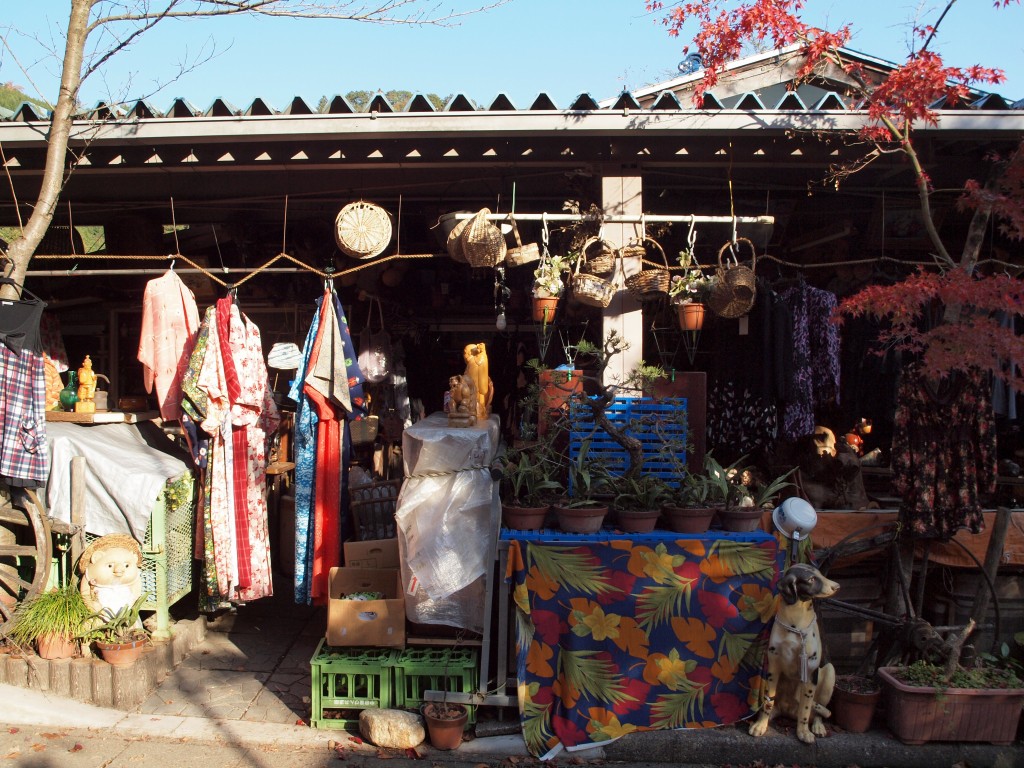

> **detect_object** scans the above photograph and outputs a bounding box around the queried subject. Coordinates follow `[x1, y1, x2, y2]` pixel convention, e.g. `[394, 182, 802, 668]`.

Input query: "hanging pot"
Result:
[676, 302, 706, 331]
[532, 295, 559, 323]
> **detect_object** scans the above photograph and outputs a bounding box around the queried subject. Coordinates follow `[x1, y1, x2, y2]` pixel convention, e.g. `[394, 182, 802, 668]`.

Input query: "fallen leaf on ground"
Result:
[30, 744, 45, 752]
[70, 744, 84, 752]
[375, 750, 393, 759]
[2, 750, 21, 759]
[6, 729, 17, 734]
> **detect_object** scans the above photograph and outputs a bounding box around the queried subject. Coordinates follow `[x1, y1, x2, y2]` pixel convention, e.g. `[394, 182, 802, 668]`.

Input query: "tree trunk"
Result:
[0, 0, 91, 300]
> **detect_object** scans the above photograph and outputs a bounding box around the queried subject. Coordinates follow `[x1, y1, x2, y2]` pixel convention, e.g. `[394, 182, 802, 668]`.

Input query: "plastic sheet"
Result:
[396, 413, 500, 631]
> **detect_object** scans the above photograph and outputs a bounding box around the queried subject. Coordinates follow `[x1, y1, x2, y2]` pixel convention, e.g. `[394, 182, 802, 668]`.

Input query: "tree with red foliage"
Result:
[648, 0, 1023, 388]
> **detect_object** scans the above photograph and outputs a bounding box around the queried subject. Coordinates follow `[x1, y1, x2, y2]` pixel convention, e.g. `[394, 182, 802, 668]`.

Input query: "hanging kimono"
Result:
[137, 270, 200, 421]
[191, 297, 279, 604]
[290, 291, 367, 605]
[892, 365, 997, 540]
[0, 281, 48, 487]
[777, 283, 841, 440]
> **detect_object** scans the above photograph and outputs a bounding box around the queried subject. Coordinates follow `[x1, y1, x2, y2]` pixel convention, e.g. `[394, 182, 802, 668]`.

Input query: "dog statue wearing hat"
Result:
[749, 563, 838, 744]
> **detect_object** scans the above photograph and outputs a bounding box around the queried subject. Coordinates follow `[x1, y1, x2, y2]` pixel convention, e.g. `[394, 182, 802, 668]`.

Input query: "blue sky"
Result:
[2, 0, 1022, 110]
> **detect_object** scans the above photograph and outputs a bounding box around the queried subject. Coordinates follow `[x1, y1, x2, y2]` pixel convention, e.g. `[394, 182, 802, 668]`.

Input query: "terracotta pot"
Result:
[714, 506, 764, 533]
[831, 677, 880, 733]
[532, 296, 559, 323]
[422, 702, 468, 750]
[877, 666, 1024, 745]
[676, 301, 706, 331]
[662, 505, 714, 534]
[615, 508, 661, 534]
[502, 504, 549, 531]
[36, 632, 78, 660]
[554, 503, 608, 534]
[95, 637, 147, 667]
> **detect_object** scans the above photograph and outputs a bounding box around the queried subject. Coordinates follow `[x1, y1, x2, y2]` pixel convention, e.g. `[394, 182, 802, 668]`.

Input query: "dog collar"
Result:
[776, 618, 811, 683]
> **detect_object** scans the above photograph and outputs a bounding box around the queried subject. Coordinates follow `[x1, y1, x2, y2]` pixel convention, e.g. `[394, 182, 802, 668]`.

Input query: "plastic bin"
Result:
[309, 639, 399, 730]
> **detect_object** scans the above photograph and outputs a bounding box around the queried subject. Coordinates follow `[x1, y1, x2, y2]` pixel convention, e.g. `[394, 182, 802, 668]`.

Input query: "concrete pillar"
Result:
[600, 173, 644, 387]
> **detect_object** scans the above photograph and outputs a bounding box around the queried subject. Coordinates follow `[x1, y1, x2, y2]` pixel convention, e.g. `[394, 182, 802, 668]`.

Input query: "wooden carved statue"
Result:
[463, 342, 494, 421]
[448, 374, 478, 427]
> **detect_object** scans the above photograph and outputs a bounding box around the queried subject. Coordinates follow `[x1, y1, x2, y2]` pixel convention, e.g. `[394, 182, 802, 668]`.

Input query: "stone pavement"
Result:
[2, 575, 1024, 767]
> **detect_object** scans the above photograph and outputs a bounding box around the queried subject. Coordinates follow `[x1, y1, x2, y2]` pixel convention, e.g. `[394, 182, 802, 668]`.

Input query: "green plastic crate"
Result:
[310, 639, 399, 730]
[392, 647, 479, 725]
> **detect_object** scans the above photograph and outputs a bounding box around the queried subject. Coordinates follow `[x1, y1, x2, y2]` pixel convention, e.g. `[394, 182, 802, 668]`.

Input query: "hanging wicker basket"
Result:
[460, 208, 507, 268]
[708, 237, 758, 318]
[446, 217, 470, 262]
[505, 215, 540, 267]
[623, 237, 671, 302]
[580, 236, 616, 276]
[570, 251, 615, 308]
[334, 201, 392, 260]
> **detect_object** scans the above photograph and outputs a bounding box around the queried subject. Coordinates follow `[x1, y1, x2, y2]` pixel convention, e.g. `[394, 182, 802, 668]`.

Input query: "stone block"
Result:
[359, 708, 426, 749]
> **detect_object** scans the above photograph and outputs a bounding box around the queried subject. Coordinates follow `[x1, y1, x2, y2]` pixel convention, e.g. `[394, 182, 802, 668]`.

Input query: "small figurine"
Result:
[78, 533, 144, 631]
[463, 342, 494, 421]
[447, 374, 478, 427]
[75, 355, 97, 413]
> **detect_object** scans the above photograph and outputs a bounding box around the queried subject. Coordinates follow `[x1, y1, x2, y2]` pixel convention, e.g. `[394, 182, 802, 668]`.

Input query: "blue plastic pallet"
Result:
[568, 397, 688, 489]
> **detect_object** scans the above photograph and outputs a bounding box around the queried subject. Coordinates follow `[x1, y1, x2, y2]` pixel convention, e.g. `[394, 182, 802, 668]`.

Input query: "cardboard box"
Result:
[344, 538, 400, 569]
[327, 567, 405, 648]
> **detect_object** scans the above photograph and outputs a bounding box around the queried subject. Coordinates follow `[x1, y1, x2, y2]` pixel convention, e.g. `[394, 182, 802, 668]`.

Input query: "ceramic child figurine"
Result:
[75, 355, 97, 413]
[78, 533, 144, 629]
[463, 342, 494, 421]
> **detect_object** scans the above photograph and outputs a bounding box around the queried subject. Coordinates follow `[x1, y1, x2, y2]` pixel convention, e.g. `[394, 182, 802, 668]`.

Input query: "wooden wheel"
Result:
[0, 487, 52, 632]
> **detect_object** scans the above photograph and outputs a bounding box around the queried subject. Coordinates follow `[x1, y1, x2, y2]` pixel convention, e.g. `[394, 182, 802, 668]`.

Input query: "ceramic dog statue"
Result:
[749, 563, 838, 744]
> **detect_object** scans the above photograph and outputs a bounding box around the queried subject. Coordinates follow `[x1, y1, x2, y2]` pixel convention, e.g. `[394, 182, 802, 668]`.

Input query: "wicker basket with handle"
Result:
[570, 250, 615, 308]
[707, 237, 758, 318]
[505, 215, 540, 267]
[623, 237, 671, 301]
[580, 236, 616, 276]
[460, 208, 507, 268]
[334, 201, 392, 260]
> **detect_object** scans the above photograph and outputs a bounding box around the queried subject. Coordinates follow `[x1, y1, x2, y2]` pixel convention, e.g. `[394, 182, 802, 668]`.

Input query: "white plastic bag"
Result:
[357, 297, 391, 383]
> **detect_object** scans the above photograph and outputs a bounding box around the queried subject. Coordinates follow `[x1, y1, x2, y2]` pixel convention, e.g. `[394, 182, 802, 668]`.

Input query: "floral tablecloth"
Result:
[505, 530, 783, 759]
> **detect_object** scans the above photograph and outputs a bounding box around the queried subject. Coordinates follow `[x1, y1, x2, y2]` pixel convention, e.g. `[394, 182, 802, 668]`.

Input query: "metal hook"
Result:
[687, 215, 697, 251]
[731, 215, 738, 245]
[541, 212, 549, 249]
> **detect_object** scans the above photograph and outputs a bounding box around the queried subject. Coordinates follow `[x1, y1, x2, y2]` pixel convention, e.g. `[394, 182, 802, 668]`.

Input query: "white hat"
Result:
[267, 342, 302, 370]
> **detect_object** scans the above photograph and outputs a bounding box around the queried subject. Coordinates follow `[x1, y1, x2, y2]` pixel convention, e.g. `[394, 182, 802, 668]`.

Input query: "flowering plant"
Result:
[533, 253, 569, 298]
[668, 248, 711, 304]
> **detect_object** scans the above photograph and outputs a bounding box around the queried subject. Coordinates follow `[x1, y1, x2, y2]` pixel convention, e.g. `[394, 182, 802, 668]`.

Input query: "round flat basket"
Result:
[624, 237, 671, 301]
[460, 208, 507, 268]
[708, 238, 758, 318]
[335, 201, 392, 260]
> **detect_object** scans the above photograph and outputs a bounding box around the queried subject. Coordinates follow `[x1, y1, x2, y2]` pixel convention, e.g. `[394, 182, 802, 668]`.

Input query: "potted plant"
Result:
[877, 656, 1024, 745]
[553, 438, 611, 533]
[660, 470, 716, 534]
[77, 595, 149, 667]
[2, 580, 91, 660]
[498, 443, 563, 530]
[830, 673, 881, 733]
[668, 248, 712, 331]
[420, 645, 470, 750]
[532, 253, 568, 323]
[611, 474, 669, 533]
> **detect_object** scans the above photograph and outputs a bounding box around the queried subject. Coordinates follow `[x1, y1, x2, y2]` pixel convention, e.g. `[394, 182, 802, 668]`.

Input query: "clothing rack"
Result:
[453, 212, 774, 225]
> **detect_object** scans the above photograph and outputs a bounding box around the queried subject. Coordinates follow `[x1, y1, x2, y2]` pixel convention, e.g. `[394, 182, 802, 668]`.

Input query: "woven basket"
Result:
[446, 217, 470, 262]
[460, 208, 507, 268]
[708, 238, 758, 318]
[580, 236, 616, 276]
[505, 215, 540, 267]
[334, 201, 392, 260]
[350, 415, 380, 445]
[570, 252, 615, 308]
[624, 237, 671, 301]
